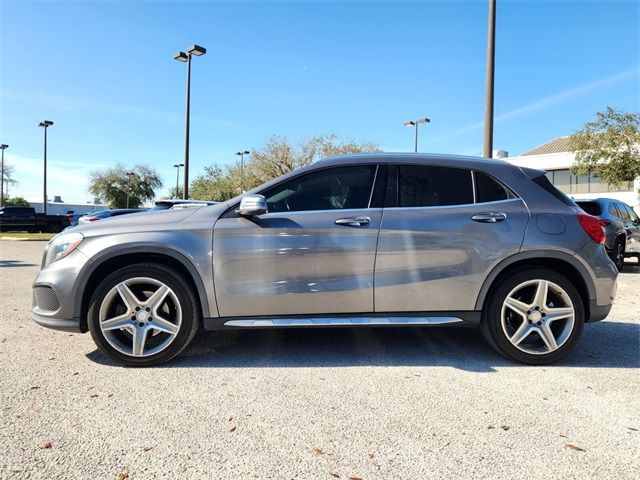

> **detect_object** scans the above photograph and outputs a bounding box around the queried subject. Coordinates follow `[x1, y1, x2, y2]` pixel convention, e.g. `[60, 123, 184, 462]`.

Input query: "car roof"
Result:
[317, 152, 513, 168]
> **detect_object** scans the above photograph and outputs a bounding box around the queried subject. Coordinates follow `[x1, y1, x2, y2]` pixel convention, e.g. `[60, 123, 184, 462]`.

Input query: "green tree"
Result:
[250, 133, 380, 183]
[189, 134, 380, 202]
[190, 165, 240, 202]
[570, 107, 640, 185]
[4, 196, 29, 206]
[89, 164, 162, 208]
[2, 163, 18, 195]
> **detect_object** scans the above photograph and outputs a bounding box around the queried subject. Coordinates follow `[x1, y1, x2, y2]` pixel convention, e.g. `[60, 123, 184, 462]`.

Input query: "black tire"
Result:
[480, 267, 585, 365]
[608, 238, 625, 272]
[87, 263, 200, 367]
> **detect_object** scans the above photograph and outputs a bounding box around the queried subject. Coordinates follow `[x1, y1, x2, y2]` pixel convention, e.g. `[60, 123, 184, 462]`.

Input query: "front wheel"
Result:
[87, 263, 200, 367]
[480, 268, 585, 365]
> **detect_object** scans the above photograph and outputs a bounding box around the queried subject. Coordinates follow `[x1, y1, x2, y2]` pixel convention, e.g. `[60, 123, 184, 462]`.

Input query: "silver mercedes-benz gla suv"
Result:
[31, 154, 617, 366]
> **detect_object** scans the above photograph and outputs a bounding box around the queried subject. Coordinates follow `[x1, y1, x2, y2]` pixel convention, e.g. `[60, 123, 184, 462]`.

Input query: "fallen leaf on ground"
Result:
[500, 425, 510, 431]
[487, 425, 495, 429]
[72, 372, 79, 376]
[559, 434, 568, 438]
[90, 394, 98, 398]
[314, 447, 331, 456]
[367, 453, 374, 458]
[228, 416, 234, 421]
[117, 470, 128, 480]
[542, 397, 549, 401]
[39, 441, 52, 449]
[143, 447, 153, 452]
[348, 476, 363, 480]
[627, 427, 638, 431]
[329, 473, 340, 479]
[565, 444, 586, 452]
[29, 386, 40, 390]
[229, 427, 236, 432]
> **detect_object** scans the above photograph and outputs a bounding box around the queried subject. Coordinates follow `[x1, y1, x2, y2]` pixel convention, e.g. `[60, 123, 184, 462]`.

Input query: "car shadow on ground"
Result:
[622, 261, 640, 274]
[86, 320, 639, 372]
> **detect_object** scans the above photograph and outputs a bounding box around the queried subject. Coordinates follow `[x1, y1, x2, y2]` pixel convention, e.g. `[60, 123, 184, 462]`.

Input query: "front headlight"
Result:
[44, 232, 84, 267]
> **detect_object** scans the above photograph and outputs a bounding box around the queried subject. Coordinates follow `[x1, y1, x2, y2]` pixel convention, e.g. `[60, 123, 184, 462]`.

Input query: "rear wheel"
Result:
[608, 238, 625, 272]
[87, 263, 200, 367]
[480, 268, 584, 365]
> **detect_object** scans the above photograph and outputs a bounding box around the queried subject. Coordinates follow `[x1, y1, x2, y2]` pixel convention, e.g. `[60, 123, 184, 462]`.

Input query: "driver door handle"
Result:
[335, 216, 371, 227]
[471, 212, 507, 223]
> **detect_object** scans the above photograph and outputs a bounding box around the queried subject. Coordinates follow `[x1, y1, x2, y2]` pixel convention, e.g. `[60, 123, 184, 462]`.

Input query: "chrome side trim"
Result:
[223, 316, 464, 327]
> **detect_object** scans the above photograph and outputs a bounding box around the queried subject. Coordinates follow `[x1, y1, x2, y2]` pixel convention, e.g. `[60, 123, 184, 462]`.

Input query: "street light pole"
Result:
[174, 44, 206, 200]
[126, 172, 135, 208]
[173, 163, 184, 198]
[38, 121, 54, 214]
[483, 0, 497, 158]
[235, 150, 250, 192]
[0, 144, 8, 207]
[403, 118, 430, 153]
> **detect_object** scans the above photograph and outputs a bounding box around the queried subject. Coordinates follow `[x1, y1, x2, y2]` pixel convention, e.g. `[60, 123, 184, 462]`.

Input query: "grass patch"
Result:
[0, 232, 55, 240]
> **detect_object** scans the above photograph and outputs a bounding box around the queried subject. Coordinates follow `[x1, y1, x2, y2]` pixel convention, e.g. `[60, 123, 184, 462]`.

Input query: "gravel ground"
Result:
[1, 240, 638, 480]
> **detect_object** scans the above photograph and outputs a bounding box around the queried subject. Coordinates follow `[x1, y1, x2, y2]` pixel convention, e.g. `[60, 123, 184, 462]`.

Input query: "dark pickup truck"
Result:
[0, 206, 69, 233]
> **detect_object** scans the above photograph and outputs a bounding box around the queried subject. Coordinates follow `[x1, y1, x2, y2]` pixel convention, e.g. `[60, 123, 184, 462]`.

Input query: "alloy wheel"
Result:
[500, 279, 575, 355]
[98, 277, 182, 357]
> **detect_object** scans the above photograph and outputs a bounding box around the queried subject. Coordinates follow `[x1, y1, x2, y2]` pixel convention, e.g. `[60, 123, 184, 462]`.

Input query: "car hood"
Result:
[66, 203, 229, 237]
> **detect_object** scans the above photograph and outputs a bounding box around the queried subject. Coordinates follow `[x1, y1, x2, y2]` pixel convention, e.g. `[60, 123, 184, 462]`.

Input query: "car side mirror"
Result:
[237, 194, 268, 217]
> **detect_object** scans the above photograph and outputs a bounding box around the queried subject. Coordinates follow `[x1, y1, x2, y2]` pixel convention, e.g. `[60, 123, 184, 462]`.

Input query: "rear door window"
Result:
[615, 203, 631, 221]
[397, 165, 473, 207]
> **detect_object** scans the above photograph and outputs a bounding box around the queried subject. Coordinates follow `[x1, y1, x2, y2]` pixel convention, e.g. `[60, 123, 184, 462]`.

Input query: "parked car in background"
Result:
[31, 154, 618, 367]
[151, 200, 216, 210]
[77, 209, 148, 225]
[576, 198, 640, 270]
[66, 213, 87, 227]
[0, 206, 69, 233]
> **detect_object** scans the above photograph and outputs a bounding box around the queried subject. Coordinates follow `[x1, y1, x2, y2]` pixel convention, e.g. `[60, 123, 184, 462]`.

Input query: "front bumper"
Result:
[31, 249, 89, 333]
[31, 312, 82, 332]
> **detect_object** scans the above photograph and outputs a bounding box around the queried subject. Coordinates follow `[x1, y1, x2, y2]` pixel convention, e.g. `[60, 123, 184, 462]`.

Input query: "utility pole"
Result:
[173, 163, 184, 198]
[174, 45, 206, 199]
[483, 0, 497, 158]
[235, 150, 250, 192]
[0, 144, 8, 207]
[403, 118, 430, 153]
[38, 121, 54, 214]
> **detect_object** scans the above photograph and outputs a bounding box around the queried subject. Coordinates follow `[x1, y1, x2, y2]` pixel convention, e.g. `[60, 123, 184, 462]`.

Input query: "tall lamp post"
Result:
[0, 144, 8, 207]
[403, 117, 430, 153]
[235, 150, 250, 192]
[126, 171, 135, 208]
[174, 44, 207, 200]
[38, 121, 54, 214]
[173, 163, 184, 198]
[483, 0, 497, 158]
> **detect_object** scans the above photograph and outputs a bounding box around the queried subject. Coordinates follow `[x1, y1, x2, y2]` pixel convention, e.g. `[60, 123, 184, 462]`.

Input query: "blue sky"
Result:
[1, 0, 638, 203]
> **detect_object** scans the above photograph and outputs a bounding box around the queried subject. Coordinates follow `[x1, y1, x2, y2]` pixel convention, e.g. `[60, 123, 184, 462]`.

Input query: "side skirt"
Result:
[202, 312, 481, 330]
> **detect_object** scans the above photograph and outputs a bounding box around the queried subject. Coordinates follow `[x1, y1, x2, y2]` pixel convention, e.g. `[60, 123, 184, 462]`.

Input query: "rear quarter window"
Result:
[474, 171, 514, 203]
[577, 201, 602, 216]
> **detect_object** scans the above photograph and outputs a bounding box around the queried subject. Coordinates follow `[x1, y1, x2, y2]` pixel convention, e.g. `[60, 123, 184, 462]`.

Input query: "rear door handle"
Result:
[471, 212, 507, 223]
[335, 216, 371, 227]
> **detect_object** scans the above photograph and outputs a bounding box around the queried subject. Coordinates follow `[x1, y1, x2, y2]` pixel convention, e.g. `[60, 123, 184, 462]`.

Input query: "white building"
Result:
[28, 195, 105, 215]
[501, 136, 639, 212]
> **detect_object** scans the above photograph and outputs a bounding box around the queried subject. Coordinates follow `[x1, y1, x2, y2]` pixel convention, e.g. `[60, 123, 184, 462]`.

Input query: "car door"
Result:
[374, 164, 529, 312]
[212, 164, 384, 317]
[617, 203, 640, 250]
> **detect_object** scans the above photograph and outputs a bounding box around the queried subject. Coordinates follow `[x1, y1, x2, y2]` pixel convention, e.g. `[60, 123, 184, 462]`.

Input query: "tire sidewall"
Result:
[482, 268, 585, 365]
[88, 263, 200, 367]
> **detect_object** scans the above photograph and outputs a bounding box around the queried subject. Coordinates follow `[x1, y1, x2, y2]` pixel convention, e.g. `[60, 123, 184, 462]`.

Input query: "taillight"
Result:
[598, 219, 610, 227]
[577, 212, 605, 244]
